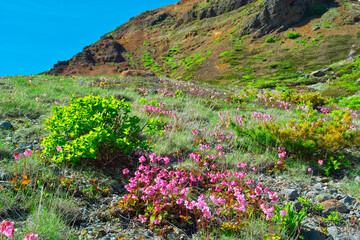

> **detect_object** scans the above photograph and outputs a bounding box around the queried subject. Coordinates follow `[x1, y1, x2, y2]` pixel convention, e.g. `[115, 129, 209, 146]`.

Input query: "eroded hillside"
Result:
[46, 0, 360, 86]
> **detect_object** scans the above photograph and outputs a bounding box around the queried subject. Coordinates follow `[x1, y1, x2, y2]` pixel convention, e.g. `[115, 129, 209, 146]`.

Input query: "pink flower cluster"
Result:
[1, 221, 38, 240]
[142, 105, 173, 115]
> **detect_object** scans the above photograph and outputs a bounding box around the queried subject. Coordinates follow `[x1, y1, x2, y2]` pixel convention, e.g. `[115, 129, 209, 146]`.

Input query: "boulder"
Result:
[320, 199, 349, 216]
[284, 188, 299, 201]
[310, 70, 325, 78]
[241, 0, 312, 37]
[0, 122, 13, 130]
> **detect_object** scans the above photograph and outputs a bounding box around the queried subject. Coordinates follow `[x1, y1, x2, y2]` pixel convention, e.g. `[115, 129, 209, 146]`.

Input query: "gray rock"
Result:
[340, 195, 353, 205]
[312, 25, 320, 31]
[0, 122, 13, 130]
[347, 56, 356, 62]
[327, 226, 338, 238]
[329, 188, 338, 194]
[310, 70, 326, 78]
[285, 188, 300, 201]
[146, 89, 158, 95]
[306, 191, 317, 199]
[316, 193, 331, 202]
[313, 183, 323, 191]
[354, 176, 360, 184]
[322, 67, 333, 72]
[293, 201, 303, 211]
[303, 230, 327, 240]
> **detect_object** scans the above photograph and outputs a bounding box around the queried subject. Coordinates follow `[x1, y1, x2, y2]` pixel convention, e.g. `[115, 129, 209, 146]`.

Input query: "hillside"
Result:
[46, 0, 360, 86]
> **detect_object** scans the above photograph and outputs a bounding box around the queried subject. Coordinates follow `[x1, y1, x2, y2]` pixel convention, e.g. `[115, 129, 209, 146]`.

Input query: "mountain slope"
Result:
[46, 0, 360, 86]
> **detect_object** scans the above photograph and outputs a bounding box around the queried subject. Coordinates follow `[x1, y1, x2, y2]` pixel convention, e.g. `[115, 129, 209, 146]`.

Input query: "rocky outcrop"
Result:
[45, 0, 359, 78]
[240, 0, 311, 37]
[183, 0, 253, 23]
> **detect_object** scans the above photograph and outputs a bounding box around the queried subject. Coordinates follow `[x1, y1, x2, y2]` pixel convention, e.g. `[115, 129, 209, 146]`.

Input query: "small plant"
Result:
[81, 179, 109, 198]
[273, 202, 307, 239]
[265, 36, 276, 43]
[325, 211, 341, 225]
[143, 41, 150, 46]
[286, 32, 300, 39]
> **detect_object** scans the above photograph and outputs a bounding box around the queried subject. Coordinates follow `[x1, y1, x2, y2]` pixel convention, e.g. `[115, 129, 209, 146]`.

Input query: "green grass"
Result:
[0, 71, 359, 238]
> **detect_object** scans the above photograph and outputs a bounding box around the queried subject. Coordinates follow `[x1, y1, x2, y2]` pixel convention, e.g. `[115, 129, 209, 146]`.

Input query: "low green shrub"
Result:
[42, 95, 148, 165]
[265, 36, 276, 43]
[232, 110, 359, 173]
[286, 32, 300, 39]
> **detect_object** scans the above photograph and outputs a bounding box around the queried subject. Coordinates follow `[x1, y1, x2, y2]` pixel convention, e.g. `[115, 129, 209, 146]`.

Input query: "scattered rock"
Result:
[346, 56, 356, 62]
[355, 176, 360, 184]
[284, 188, 299, 201]
[0, 122, 13, 130]
[313, 183, 323, 191]
[320, 199, 349, 216]
[303, 229, 327, 240]
[327, 226, 338, 237]
[322, 67, 333, 72]
[310, 70, 326, 78]
[340, 195, 353, 206]
[147, 89, 158, 95]
[316, 193, 331, 203]
[312, 25, 320, 31]
[293, 201, 303, 211]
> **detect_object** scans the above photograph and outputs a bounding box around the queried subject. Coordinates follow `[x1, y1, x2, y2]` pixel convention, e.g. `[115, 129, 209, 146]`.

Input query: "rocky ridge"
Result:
[45, 0, 360, 83]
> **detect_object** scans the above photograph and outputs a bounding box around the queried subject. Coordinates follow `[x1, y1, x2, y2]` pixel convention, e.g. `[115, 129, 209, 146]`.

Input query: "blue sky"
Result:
[0, 0, 177, 76]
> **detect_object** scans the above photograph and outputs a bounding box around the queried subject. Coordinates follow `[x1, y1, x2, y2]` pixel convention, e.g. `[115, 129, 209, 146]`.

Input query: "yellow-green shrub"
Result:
[42, 95, 149, 165]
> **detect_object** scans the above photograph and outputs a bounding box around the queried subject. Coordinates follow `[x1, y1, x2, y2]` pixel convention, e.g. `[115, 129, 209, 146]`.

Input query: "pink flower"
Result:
[122, 168, 129, 174]
[278, 151, 286, 158]
[163, 157, 170, 164]
[56, 146, 62, 152]
[318, 160, 323, 165]
[43, 93, 47, 97]
[308, 168, 312, 173]
[245, 179, 254, 185]
[54, 101, 58, 105]
[237, 163, 247, 169]
[154, 219, 161, 224]
[0, 220, 14, 239]
[35, 97, 39, 102]
[252, 167, 258, 172]
[23, 233, 38, 240]
[202, 206, 212, 219]
[24, 148, 32, 156]
[237, 172, 247, 178]
[139, 215, 147, 223]
[139, 156, 146, 162]
[280, 209, 287, 217]
[14, 152, 21, 160]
